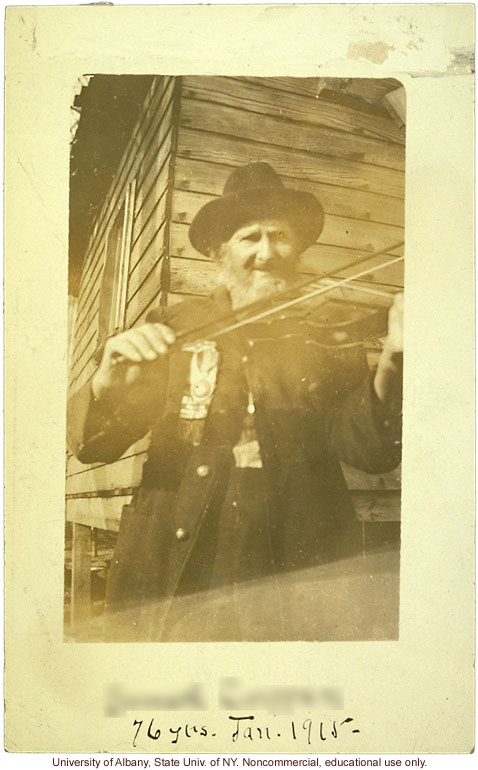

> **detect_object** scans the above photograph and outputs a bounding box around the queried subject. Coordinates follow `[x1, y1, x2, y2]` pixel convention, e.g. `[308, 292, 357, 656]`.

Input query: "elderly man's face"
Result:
[215, 219, 302, 308]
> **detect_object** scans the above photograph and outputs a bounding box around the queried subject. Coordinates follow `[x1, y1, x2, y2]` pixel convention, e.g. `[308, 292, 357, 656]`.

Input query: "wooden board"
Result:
[125, 260, 163, 328]
[179, 97, 405, 171]
[174, 157, 404, 227]
[76, 78, 172, 297]
[71, 309, 99, 371]
[177, 128, 404, 199]
[66, 495, 130, 532]
[169, 222, 404, 285]
[131, 159, 170, 258]
[182, 76, 405, 145]
[66, 434, 151, 479]
[171, 189, 404, 254]
[66, 452, 147, 495]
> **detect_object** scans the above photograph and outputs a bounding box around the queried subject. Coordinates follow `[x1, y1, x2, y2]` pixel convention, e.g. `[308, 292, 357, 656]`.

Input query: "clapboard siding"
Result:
[78, 78, 171, 282]
[66, 495, 131, 532]
[131, 160, 170, 261]
[174, 157, 404, 227]
[177, 128, 404, 199]
[169, 222, 404, 285]
[169, 255, 404, 299]
[66, 452, 147, 495]
[182, 76, 405, 145]
[125, 259, 164, 329]
[67, 76, 179, 502]
[171, 189, 404, 254]
[76, 77, 167, 300]
[238, 76, 399, 108]
[180, 98, 404, 171]
[67, 435, 151, 478]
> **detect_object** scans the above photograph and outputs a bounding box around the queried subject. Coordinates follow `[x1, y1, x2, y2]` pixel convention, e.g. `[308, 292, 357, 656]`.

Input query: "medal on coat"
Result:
[179, 340, 219, 421]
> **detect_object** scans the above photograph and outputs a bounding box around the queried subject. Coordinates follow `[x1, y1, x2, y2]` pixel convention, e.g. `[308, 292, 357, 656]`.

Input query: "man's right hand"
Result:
[92, 323, 176, 400]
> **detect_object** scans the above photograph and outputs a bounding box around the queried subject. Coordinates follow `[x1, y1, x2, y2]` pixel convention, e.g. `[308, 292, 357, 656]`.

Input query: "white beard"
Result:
[217, 266, 291, 310]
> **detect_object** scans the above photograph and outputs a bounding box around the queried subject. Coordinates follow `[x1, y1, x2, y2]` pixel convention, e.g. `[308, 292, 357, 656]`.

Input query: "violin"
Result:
[172, 241, 404, 351]
[106, 240, 404, 366]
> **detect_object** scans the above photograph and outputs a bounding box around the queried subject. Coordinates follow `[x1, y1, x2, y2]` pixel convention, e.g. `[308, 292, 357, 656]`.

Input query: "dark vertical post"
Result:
[70, 523, 92, 634]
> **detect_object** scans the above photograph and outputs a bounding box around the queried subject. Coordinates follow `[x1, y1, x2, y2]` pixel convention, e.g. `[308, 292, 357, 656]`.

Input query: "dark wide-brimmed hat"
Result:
[189, 162, 324, 256]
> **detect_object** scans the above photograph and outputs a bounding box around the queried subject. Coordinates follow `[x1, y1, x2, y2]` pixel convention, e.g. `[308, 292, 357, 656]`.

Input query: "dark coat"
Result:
[67, 291, 401, 640]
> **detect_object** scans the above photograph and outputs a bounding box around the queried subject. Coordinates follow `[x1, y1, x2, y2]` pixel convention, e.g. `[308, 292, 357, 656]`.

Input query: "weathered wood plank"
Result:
[182, 76, 405, 145]
[343, 464, 401, 490]
[170, 257, 216, 296]
[134, 78, 176, 201]
[66, 496, 130, 532]
[73, 283, 100, 348]
[134, 116, 173, 219]
[171, 189, 404, 254]
[169, 253, 404, 300]
[180, 98, 404, 171]
[66, 452, 147, 495]
[134, 289, 162, 325]
[127, 221, 167, 304]
[76, 78, 172, 298]
[177, 128, 404, 199]
[66, 435, 151, 479]
[131, 158, 170, 255]
[130, 193, 167, 276]
[72, 359, 96, 392]
[72, 308, 99, 368]
[125, 261, 163, 329]
[74, 272, 101, 346]
[70, 523, 92, 631]
[174, 158, 404, 227]
[70, 327, 97, 382]
[169, 222, 404, 286]
[76, 241, 105, 316]
[239, 76, 391, 104]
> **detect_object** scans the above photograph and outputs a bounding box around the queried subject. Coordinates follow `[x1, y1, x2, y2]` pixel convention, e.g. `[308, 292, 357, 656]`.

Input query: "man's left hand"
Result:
[374, 293, 403, 405]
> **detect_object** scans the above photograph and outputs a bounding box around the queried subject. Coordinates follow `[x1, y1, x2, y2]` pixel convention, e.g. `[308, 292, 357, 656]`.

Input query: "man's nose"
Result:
[255, 235, 275, 266]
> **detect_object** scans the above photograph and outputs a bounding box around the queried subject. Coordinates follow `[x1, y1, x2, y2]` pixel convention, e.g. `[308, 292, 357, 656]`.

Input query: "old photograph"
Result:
[65, 76, 405, 643]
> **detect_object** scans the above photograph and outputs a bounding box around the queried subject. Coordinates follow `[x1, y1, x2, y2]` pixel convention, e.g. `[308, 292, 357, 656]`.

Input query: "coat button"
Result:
[196, 464, 210, 477]
[175, 528, 190, 541]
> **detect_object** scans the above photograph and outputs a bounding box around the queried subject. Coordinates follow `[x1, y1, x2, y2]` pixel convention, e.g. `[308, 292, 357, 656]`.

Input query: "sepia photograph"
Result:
[65, 75, 405, 643]
[5, 3, 474, 755]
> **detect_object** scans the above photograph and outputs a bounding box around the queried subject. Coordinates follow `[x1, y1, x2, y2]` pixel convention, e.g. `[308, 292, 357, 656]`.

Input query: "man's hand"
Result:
[92, 323, 176, 400]
[374, 293, 403, 405]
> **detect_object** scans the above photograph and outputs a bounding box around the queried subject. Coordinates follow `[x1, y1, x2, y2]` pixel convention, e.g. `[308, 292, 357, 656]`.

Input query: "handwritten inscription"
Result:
[131, 714, 360, 749]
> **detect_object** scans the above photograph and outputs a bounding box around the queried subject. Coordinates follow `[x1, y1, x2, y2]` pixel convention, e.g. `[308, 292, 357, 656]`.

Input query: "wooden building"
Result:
[66, 76, 405, 631]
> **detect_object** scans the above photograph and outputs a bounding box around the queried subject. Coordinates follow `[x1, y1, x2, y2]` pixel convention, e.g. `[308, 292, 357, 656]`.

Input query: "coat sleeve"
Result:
[324, 347, 402, 474]
[66, 374, 167, 464]
[67, 307, 170, 465]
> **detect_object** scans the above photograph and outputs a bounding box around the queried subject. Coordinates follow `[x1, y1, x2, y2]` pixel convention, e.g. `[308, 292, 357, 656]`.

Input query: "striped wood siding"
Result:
[169, 76, 404, 300]
[66, 76, 179, 525]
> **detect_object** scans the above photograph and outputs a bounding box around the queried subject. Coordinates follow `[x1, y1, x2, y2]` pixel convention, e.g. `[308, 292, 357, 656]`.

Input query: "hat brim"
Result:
[189, 187, 324, 256]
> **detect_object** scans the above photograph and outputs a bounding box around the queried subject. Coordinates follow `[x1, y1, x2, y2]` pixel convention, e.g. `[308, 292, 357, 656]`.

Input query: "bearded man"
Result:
[67, 163, 403, 641]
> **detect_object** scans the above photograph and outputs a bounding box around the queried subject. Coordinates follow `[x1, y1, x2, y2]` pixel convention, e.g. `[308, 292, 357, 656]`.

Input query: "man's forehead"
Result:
[230, 219, 297, 236]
